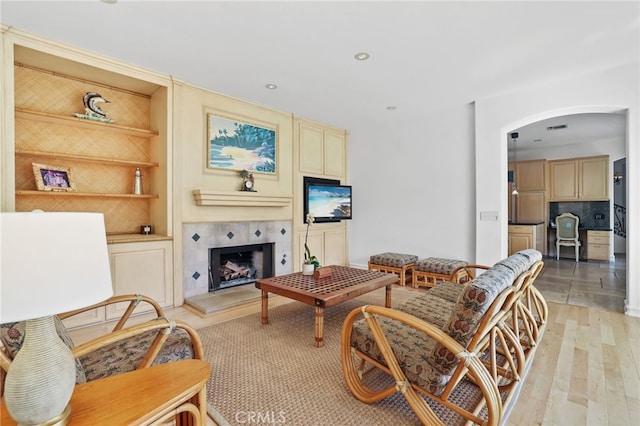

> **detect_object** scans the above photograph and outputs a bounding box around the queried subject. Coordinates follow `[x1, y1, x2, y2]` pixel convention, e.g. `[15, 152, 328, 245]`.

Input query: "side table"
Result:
[1, 359, 211, 425]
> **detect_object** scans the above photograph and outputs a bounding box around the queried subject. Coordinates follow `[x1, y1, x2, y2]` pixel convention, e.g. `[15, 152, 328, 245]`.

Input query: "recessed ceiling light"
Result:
[265, 83, 278, 90]
[354, 52, 370, 61]
[100, 0, 118, 4]
[386, 106, 397, 111]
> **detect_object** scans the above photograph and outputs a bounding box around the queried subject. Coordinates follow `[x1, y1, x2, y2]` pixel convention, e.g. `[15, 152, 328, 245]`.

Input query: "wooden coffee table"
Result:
[255, 265, 398, 347]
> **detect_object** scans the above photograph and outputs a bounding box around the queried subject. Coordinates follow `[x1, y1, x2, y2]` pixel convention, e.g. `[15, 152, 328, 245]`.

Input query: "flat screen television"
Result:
[303, 176, 352, 223]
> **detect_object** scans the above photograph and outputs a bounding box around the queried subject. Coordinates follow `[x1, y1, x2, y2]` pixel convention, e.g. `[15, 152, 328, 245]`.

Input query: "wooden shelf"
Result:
[16, 190, 158, 199]
[15, 149, 159, 168]
[107, 233, 172, 244]
[193, 189, 292, 207]
[15, 108, 159, 138]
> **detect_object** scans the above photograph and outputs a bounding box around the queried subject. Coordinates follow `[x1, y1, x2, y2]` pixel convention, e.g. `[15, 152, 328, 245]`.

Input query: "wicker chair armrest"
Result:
[72, 317, 203, 362]
[449, 263, 490, 282]
[59, 294, 165, 333]
[0, 347, 11, 374]
[341, 305, 503, 426]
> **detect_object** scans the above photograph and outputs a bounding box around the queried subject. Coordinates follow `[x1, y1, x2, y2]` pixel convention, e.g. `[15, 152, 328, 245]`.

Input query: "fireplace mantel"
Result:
[192, 189, 292, 207]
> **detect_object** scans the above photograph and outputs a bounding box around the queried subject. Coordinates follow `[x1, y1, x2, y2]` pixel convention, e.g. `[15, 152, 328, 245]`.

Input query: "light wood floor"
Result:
[68, 256, 639, 425]
[508, 255, 639, 425]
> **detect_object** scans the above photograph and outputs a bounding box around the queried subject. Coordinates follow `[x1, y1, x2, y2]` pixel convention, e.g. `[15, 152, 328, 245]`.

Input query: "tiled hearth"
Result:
[182, 221, 292, 312]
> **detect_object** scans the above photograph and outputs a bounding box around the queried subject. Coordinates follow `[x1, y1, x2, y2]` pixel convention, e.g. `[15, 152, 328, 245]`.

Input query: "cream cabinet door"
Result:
[508, 233, 533, 256]
[297, 227, 347, 270]
[61, 307, 106, 329]
[579, 157, 609, 200]
[323, 228, 347, 266]
[106, 240, 173, 320]
[516, 191, 546, 223]
[298, 231, 324, 270]
[323, 130, 346, 178]
[549, 160, 578, 200]
[516, 160, 546, 192]
[298, 122, 324, 175]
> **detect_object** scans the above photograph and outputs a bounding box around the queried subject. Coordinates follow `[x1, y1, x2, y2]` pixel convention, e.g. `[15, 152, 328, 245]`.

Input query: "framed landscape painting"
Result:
[207, 114, 277, 174]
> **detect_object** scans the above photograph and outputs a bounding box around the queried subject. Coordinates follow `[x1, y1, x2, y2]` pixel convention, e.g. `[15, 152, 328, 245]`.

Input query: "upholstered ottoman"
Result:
[368, 252, 418, 286]
[412, 257, 470, 288]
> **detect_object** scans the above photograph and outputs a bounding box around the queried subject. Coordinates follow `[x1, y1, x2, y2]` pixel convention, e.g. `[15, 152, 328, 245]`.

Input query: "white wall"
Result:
[348, 103, 476, 268]
[475, 63, 639, 316]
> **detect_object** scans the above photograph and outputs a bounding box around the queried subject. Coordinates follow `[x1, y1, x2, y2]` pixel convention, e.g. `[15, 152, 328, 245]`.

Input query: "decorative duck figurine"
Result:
[73, 92, 114, 123]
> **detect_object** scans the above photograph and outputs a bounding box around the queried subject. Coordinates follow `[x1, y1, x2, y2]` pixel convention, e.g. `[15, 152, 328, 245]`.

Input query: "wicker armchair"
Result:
[341, 250, 547, 425]
[1, 294, 204, 394]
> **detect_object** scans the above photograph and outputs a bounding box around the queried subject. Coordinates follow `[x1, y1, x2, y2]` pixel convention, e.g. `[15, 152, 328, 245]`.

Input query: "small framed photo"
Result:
[32, 163, 76, 192]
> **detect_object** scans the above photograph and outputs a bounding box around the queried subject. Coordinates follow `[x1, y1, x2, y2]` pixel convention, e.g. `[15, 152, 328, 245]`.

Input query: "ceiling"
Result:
[1, 1, 638, 147]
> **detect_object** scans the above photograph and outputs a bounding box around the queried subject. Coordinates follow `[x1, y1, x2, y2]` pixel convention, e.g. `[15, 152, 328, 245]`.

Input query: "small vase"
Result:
[302, 263, 314, 276]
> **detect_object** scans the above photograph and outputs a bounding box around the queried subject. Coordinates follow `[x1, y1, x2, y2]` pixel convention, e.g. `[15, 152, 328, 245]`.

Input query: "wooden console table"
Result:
[1, 359, 211, 425]
[256, 266, 398, 347]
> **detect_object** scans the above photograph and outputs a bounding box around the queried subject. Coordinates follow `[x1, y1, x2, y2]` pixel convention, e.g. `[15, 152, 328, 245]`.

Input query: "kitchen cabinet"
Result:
[515, 160, 546, 191]
[549, 156, 609, 201]
[516, 191, 546, 223]
[508, 223, 544, 256]
[587, 230, 611, 261]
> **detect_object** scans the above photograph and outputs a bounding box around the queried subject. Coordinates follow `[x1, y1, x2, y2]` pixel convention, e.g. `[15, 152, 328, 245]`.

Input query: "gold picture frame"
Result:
[32, 163, 77, 192]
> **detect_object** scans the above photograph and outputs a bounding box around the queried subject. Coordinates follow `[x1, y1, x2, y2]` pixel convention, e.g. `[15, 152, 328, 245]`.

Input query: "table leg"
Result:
[314, 306, 324, 348]
[385, 284, 392, 308]
[261, 290, 269, 324]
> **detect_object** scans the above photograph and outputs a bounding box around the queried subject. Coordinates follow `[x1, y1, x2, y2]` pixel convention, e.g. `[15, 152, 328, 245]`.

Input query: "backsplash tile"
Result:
[549, 201, 610, 229]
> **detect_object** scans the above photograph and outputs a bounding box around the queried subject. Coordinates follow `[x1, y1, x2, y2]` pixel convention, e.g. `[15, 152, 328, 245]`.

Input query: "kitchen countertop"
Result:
[508, 222, 545, 226]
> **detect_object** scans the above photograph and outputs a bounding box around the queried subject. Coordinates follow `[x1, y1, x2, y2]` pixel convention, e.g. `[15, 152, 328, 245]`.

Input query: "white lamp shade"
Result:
[0, 212, 114, 322]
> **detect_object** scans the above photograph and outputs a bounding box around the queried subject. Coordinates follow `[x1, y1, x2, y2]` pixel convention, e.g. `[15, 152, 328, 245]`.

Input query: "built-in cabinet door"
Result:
[579, 157, 609, 200]
[323, 130, 346, 178]
[299, 231, 324, 268]
[515, 160, 546, 191]
[549, 160, 578, 200]
[106, 240, 173, 320]
[587, 230, 611, 261]
[60, 307, 106, 329]
[549, 156, 609, 201]
[322, 228, 347, 266]
[298, 120, 346, 179]
[298, 227, 347, 270]
[298, 122, 324, 175]
[516, 191, 546, 223]
[508, 233, 532, 256]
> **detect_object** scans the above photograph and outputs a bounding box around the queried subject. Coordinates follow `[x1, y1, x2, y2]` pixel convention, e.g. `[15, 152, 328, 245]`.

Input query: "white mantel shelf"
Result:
[193, 189, 292, 207]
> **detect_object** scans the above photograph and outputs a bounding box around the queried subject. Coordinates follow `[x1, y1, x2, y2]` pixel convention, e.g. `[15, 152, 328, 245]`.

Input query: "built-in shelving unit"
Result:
[12, 52, 170, 238]
[4, 34, 175, 325]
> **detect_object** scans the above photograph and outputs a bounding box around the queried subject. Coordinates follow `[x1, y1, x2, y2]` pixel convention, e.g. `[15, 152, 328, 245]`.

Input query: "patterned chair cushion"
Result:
[422, 281, 466, 303]
[80, 328, 195, 381]
[369, 252, 418, 267]
[0, 316, 87, 383]
[429, 265, 518, 375]
[414, 257, 468, 274]
[351, 316, 450, 396]
[395, 292, 456, 329]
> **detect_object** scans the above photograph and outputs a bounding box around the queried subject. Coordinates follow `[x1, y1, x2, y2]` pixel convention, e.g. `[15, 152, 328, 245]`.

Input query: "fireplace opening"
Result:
[209, 242, 274, 291]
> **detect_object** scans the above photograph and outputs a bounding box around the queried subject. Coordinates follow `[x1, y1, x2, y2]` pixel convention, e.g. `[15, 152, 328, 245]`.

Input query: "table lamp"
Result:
[0, 212, 113, 425]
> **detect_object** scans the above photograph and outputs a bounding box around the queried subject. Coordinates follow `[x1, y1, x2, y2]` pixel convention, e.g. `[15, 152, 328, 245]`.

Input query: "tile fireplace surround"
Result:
[182, 221, 293, 299]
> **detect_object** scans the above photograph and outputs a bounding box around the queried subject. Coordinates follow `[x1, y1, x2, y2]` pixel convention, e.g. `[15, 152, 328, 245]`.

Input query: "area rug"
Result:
[199, 286, 426, 426]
